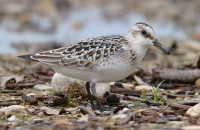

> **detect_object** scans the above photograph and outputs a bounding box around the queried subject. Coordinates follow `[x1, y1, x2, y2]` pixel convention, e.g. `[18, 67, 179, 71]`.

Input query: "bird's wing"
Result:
[19, 35, 128, 69]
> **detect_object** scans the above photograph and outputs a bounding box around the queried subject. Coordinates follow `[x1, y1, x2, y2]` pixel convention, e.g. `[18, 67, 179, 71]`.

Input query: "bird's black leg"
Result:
[90, 83, 103, 112]
[93, 96, 103, 112]
[85, 82, 95, 110]
[85, 82, 103, 111]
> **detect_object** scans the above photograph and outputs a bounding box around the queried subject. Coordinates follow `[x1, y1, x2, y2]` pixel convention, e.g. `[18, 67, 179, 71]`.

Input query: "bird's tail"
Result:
[17, 55, 38, 61]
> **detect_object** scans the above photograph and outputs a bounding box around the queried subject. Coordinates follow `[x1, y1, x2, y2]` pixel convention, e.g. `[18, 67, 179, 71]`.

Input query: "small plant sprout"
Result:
[134, 100, 141, 109]
[141, 90, 150, 101]
[66, 96, 74, 106]
[152, 80, 166, 102]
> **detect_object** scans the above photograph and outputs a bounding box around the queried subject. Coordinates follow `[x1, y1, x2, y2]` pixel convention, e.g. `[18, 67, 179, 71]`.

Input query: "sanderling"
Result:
[18, 22, 170, 111]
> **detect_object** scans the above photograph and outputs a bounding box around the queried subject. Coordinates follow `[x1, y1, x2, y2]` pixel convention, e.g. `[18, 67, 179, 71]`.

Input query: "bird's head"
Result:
[128, 22, 170, 55]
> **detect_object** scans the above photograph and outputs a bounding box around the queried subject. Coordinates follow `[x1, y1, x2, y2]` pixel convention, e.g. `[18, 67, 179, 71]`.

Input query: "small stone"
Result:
[111, 114, 127, 119]
[33, 84, 53, 91]
[100, 111, 113, 115]
[186, 103, 200, 117]
[8, 115, 21, 122]
[134, 75, 147, 85]
[120, 100, 132, 106]
[41, 106, 60, 115]
[77, 115, 89, 122]
[127, 103, 135, 108]
[195, 78, 200, 85]
[53, 119, 74, 130]
[51, 73, 110, 98]
[27, 117, 42, 123]
[0, 107, 11, 116]
[0, 105, 25, 116]
[167, 121, 186, 127]
[27, 93, 37, 96]
[182, 125, 200, 130]
[0, 74, 24, 88]
[51, 73, 85, 93]
[118, 107, 130, 114]
[127, 102, 148, 109]
[135, 85, 153, 91]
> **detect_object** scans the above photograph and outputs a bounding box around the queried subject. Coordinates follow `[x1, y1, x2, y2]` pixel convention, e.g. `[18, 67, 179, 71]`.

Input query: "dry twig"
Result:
[153, 69, 200, 83]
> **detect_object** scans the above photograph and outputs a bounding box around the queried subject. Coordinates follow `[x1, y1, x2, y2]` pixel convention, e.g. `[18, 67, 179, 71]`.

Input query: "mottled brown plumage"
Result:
[30, 35, 128, 69]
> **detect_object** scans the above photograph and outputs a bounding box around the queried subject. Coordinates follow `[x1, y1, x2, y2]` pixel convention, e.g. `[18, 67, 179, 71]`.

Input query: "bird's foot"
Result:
[91, 104, 103, 112]
[90, 97, 103, 112]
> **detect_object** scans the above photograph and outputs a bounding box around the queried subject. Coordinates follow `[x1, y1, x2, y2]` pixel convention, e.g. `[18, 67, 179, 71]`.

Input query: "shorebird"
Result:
[18, 22, 170, 111]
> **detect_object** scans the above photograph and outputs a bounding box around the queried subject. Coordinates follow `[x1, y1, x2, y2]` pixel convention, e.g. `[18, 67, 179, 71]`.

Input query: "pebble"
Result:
[26, 93, 37, 96]
[53, 119, 74, 130]
[186, 103, 200, 117]
[51, 73, 110, 98]
[127, 103, 148, 109]
[77, 115, 89, 122]
[33, 84, 53, 91]
[40, 106, 60, 115]
[127, 103, 135, 108]
[134, 75, 147, 85]
[111, 114, 127, 119]
[51, 73, 85, 93]
[135, 85, 154, 91]
[118, 107, 130, 114]
[195, 78, 200, 85]
[120, 100, 132, 106]
[182, 125, 200, 130]
[0, 105, 25, 116]
[100, 111, 113, 115]
[8, 115, 21, 122]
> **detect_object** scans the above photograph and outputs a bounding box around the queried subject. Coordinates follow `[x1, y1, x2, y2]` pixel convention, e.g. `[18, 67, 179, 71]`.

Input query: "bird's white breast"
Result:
[50, 41, 148, 83]
[50, 55, 137, 83]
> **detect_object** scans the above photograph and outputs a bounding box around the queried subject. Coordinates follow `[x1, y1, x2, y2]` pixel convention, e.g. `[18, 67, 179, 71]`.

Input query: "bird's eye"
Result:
[141, 30, 147, 35]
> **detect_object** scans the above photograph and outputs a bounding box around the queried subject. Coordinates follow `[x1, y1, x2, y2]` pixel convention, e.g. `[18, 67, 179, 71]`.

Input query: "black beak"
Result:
[153, 39, 170, 55]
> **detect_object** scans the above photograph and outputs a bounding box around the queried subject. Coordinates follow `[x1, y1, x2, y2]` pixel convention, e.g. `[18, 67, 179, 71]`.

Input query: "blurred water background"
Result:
[0, 0, 199, 54]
